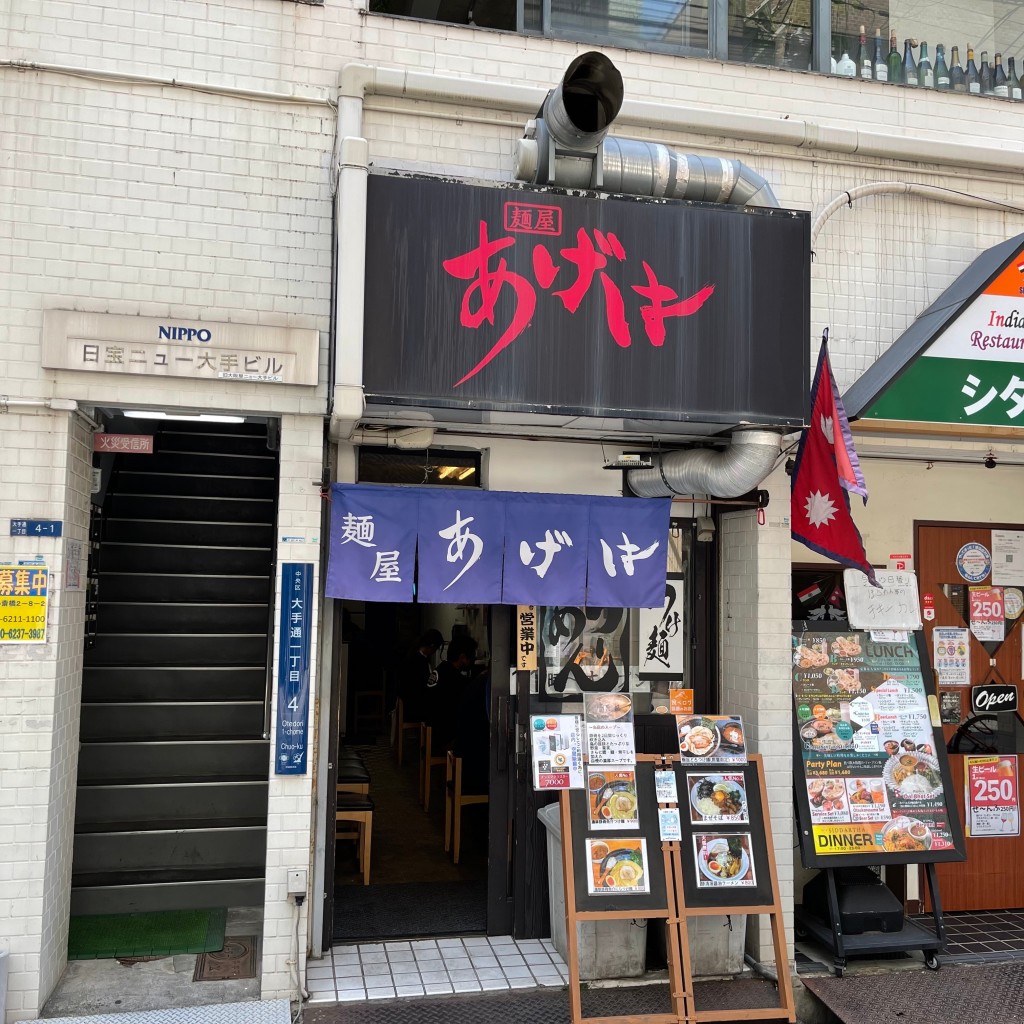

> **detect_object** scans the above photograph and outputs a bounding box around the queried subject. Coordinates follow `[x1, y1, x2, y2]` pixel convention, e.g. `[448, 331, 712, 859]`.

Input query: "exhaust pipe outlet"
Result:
[627, 429, 783, 498]
[543, 51, 624, 152]
[515, 52, 778, 208]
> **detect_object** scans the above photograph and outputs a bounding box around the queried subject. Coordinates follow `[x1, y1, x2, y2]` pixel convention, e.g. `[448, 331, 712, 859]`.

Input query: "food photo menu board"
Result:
[792, 625, 965, 868]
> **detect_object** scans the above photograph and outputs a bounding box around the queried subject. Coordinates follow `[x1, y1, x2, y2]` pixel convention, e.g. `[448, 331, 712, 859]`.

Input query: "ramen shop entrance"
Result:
[329, 601, 514, 945]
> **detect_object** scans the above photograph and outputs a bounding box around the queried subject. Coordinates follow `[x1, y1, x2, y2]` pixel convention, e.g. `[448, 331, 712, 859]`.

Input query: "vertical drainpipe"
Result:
[331, 66, 373, 438]
[312, 66, 372, 956]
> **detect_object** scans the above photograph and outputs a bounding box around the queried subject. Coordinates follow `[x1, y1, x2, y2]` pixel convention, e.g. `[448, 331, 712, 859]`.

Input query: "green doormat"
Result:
[68, 907, 227, 960]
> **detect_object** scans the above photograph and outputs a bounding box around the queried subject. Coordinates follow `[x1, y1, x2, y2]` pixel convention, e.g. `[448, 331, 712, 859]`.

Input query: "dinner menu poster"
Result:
[793, 628, 965, 865]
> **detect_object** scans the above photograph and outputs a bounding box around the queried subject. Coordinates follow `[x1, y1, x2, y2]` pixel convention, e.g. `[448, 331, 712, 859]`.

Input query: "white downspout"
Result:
[330, 66, 374, 440]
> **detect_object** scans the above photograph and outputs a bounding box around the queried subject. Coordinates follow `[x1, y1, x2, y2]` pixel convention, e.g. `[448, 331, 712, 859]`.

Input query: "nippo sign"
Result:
[972, 684, 1019, 714]
[94, 433, 154, 454]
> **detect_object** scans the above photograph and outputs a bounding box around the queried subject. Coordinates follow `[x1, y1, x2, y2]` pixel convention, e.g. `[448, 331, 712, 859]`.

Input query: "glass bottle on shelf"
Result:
[886, 31, 902, 84]
[993, 53, 1009, 97]
[902, 38, 919, 86]
[918, 41, 934, 87]
[1008, 57, 1022, 100]
[858, 25, 872, 79]
[836, 51, 857, 77]
[934, 44, 951, 89]
[980, 51, 993, 94]
[966, 46, 981, 94]
[949, 45, 966, 92]
[873, 28, 887, 81]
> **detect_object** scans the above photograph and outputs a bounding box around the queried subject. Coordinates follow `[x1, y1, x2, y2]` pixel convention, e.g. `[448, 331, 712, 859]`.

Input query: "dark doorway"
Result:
[331, 602, 509, 943]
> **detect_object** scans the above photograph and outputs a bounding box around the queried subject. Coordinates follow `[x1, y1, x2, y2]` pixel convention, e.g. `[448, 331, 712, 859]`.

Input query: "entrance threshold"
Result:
[25, 1001, 288, 1024]
[40, 908, 263, 1019]
[309, 935, 568, 1004]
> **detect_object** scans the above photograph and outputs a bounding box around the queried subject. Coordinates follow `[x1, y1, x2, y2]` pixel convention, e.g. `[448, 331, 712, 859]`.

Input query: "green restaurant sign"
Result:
[862, 242, 1024, 428]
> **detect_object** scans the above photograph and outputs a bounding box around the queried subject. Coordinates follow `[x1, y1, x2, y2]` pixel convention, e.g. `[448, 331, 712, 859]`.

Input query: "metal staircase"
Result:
[71, 421, 278, 915]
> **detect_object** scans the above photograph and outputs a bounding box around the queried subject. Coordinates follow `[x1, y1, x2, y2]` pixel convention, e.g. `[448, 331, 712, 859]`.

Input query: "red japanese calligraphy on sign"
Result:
[504, 201, 561, 236]
[442, 207, 717, 387]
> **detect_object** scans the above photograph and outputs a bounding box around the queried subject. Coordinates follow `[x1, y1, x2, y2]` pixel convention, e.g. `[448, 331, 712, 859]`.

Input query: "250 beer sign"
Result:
[972, 684, 1019, 714]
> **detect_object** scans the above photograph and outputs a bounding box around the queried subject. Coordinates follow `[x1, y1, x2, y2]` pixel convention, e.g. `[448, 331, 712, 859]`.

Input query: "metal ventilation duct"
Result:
[626, 429, 783, 499]
[514, 52, 784, 496]
[514, 52, 779, 209]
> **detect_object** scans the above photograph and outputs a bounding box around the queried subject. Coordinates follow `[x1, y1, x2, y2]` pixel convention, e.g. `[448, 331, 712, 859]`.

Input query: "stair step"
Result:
[97, 573, 271, 603]
[80, 701, 265, 742]
[95, 602, 270, 634]
[156, 424, 275, 455]
[72, 825, 267, 874]
[77, 740, 270, 783]
[102, 518, 274, 547]
[107, 494, 275, 523]
[70, 877, 265, 914]
[75, 816, 265, 834]
[116, 472, 276, 500]
[87, 633, 267, 666]
[114, 451, 277, 477]
[99, 543, 271, 575]
[75, 780, 269, 828]
[83, 666, 266, 702]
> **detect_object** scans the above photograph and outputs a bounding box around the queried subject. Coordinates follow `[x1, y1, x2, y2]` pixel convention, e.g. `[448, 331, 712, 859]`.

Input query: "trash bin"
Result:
[537, 802, 647, 980]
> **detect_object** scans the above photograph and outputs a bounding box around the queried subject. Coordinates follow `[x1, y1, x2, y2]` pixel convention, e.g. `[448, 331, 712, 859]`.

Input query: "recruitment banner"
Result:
[0, 565, 48, 644]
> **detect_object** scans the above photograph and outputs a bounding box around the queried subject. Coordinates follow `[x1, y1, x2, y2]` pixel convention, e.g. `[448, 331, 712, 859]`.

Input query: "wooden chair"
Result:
[335, 793, 374, 886]
[444, 751, 488, 864]
[393, 697, 421, 768]
[352, 683, 387, 735]
[336, 757, 369, 796]
[419, 723, 446, 812]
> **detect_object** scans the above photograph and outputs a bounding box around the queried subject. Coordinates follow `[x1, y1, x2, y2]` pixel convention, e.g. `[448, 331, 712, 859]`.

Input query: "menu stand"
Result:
[560, 753, 690, 1024]
[795, 863, 946, 977]
[790, 624, 965, 978]
[559, 753, 796, 1024]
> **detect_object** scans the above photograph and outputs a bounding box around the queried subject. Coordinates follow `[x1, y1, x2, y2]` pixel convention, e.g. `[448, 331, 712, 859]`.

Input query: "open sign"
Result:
[972, 685, 1019, 714]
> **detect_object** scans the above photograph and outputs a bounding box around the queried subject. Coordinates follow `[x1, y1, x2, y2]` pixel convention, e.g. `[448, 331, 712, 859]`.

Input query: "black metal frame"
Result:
[795, 863, 946, 976]
[372, 0, 835, 72]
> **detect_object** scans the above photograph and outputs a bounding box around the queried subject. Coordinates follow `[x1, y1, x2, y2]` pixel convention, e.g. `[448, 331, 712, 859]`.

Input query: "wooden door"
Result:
[917, 522, 1024, 911]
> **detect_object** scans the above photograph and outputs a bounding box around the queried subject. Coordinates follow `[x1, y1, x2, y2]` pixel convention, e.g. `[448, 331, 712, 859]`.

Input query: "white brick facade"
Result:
[4, 0, 1024, 1017]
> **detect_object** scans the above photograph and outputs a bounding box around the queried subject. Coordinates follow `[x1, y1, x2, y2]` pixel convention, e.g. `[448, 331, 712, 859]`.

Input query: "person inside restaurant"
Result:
[425, 635, 478, 751]
[397, 628, 444, 724]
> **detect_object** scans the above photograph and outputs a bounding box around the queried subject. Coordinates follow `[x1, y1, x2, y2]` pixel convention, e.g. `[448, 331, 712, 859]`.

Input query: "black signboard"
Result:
[792, 624, 966, 868]
[363, 174, 811, 427]
[568, 761, 668, 913]
[672, 758, 776, 910]
[972, 684, 1019, 714]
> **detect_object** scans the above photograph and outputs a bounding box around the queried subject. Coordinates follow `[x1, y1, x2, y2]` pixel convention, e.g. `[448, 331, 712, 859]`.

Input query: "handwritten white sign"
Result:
[843, 569, 923, 631]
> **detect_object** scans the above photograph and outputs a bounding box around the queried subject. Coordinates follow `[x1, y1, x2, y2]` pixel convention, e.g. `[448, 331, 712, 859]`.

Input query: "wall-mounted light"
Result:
[696, 516, 715, 543]
[123, 410, 245, 423]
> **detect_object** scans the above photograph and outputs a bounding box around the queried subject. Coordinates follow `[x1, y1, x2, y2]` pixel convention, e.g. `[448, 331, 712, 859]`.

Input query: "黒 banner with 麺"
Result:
[325, 484, 670, 608]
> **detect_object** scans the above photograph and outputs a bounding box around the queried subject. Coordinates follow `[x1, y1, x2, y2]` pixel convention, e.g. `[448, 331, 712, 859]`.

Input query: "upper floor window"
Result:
[370, 0, 1024, 92]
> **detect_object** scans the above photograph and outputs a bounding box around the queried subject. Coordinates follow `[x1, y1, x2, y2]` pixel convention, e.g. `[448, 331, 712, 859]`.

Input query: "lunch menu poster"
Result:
[792, 627, 965, 867]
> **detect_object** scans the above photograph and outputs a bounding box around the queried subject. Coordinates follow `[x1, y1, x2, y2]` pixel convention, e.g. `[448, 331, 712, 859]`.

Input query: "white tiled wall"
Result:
[0, 410, 91, 1019]
[719, 466, 795, 967]
[260, 414, 324, 1000]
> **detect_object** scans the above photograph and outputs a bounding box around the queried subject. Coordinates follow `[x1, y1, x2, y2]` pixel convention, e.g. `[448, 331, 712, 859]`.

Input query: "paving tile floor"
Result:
[306, 936, 569, 1004]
